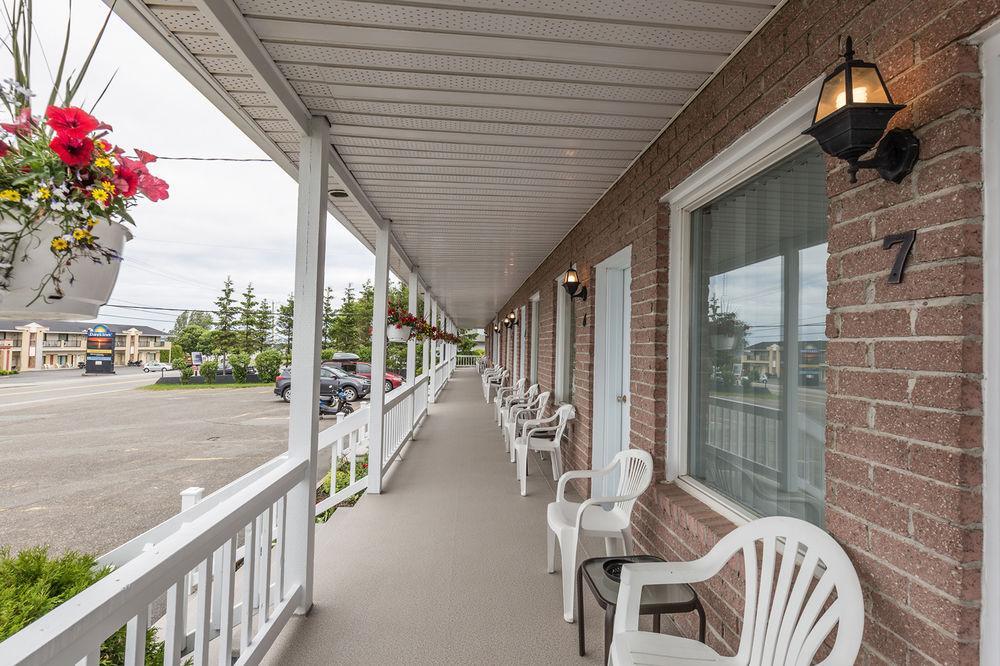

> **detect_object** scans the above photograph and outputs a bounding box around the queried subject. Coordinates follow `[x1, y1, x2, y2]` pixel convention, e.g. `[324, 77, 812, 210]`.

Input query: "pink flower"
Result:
[134, 149, 157, 164]
[138, 173, 169, 201]
[1, 108, 34, 137]
[45, 106, 100, 138]
[0, 141, 9, 158]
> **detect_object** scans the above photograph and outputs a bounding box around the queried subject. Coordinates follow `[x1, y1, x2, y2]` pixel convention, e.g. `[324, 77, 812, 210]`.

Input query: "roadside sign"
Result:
[85, 325, 115, 375]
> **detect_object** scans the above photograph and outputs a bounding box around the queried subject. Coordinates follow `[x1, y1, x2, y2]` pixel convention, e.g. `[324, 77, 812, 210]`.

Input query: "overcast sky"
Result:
[4, 1, 377, 332]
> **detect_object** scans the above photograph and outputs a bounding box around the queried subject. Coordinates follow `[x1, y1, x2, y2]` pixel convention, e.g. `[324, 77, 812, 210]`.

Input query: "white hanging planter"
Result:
[710, 334, 737, 350]
[0, 218, 132, 320]
[386, 324, 412, 342]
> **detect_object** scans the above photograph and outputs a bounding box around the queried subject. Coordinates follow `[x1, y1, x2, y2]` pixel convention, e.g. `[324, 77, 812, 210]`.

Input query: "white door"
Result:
[594, 248, 632, 497]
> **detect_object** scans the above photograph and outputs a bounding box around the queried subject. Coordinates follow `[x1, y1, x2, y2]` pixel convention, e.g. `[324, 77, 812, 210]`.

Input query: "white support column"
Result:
[368, 223, 391, 494]
[422, 289, 431, 378]
[406, 272, 418, 386]
[429, 299, 439, 402]
[285, 115, 328, 614]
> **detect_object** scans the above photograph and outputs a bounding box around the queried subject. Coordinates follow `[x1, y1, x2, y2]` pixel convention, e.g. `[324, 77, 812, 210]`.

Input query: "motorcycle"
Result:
[319, 386, 354, 417]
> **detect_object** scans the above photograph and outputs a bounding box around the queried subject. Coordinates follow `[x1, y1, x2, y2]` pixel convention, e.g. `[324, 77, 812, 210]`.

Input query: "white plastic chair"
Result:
[610, 516, 864, 666]
[482, 367, 507, 403]
[546, 448, 653, 622]
[504, 390, 551, 458]
[514, 404, 575, 493]
[500, 383, 538, 432]
[494, 377, 526, 426]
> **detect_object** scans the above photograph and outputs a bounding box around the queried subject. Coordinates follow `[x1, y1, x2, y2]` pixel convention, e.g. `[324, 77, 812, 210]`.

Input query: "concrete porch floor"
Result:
[263, 368, 675, 665]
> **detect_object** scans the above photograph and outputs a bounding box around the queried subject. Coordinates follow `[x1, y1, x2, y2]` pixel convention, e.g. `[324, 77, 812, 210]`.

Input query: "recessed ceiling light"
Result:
[329, 189, 349, 198]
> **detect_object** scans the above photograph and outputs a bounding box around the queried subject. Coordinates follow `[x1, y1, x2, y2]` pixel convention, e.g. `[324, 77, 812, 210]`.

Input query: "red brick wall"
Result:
[492, 0, 995, 662]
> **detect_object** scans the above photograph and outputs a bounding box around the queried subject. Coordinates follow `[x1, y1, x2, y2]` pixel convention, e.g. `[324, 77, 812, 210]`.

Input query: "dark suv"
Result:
[324, 352, 404, 393]
[274, 365, 371, 403]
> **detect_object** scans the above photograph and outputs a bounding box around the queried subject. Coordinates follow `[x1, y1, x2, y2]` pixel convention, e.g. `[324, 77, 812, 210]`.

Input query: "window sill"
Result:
[652, 480, 742, 555]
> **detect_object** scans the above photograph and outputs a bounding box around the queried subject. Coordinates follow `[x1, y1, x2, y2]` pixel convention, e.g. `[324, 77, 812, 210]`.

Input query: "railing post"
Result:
[422, 289, 431, 381]
[368, 223, 391, 494]
[286, 114, 328, 614]
[406, 271, 418, 435]
[429, 299, 439, 403]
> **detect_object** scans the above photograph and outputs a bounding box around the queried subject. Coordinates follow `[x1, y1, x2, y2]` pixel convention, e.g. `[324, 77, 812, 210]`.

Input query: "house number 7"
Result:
[882, 230, 916, 284]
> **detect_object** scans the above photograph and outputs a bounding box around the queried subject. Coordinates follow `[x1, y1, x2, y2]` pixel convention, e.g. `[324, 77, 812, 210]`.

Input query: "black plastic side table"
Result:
[577, 555, 706, 665]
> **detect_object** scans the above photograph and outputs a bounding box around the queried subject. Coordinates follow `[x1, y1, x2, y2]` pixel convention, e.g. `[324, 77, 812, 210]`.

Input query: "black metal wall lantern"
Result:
[562, 265, 588, 302]
[508, 310, 518, 327]
[493, 323, 500, 333]
[803, 37, 919, 184]
[503, 314, 512, 329]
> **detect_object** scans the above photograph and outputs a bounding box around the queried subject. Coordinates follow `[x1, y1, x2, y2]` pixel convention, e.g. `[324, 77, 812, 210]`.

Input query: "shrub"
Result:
[320, 348, 335, 361]
[0, 369, 18, 376]
[0, 547, 166, 664]
[178, 364, 194, 384]
[162, 342, 183, 365]
[230, 352, 251, 383]
[200, 360, 218, 384]
[254, 349, 282, 383]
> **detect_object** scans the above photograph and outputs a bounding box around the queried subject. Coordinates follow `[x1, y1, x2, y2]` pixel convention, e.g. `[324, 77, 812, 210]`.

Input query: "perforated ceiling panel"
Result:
[134, 0, 779, 326]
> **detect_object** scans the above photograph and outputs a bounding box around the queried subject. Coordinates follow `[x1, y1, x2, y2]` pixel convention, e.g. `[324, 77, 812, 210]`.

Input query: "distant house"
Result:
[740, 339, 827, 383]
[0, 320, 170, 372]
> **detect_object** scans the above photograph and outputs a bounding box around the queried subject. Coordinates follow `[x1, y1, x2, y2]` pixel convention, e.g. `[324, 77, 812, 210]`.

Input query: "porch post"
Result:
[429, 299, 439, 402]
[406, 272, 418, 383]
[422, 289, 431, 379]
[367, 223, 391, 494]
[285, 115, 328, 614]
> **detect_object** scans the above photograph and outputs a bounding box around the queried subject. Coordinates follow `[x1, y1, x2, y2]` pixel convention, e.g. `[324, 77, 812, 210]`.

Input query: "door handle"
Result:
[617, 394, 628, 403]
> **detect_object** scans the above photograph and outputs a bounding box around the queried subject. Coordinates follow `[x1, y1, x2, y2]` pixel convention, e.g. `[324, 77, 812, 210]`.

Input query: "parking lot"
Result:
[0, 369, 358, 557]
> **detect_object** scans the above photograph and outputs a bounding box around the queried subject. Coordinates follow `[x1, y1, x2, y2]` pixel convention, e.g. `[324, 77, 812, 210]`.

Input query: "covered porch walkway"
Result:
[264, 368, 659, 664]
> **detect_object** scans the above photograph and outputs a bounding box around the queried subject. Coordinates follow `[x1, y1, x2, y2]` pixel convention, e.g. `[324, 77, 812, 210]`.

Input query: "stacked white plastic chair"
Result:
[514, 404, 575, 495]
[482, 366, 507, 403]
[494, 377, 526, 426]
[545, 448, 653, 622]
[610, 516, 864, 666]
[499, 383, 538, 431]
[504, 390, 550, 459]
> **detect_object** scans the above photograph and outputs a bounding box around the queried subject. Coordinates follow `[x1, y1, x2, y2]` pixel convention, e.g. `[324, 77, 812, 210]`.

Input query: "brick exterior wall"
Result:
[490, 1, 996, 662]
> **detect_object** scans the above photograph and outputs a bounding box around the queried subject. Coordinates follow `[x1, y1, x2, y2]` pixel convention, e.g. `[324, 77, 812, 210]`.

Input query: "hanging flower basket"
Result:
[0, 217, 131, 319]
[386, 324, 412, 343]
[0, 4, 169, 319]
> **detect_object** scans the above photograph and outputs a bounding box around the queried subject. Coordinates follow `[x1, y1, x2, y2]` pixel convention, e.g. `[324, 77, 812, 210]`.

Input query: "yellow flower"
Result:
[50, 237, 70, 252]
[94, 156, 112, 168]
[100, 180, 115, 193]
[72, 228, 92, 242]
[91, 188, 109, 204]
[86, 217, 98, 229]
[0, 189, 21, 202]
[37, 186, 51, 200]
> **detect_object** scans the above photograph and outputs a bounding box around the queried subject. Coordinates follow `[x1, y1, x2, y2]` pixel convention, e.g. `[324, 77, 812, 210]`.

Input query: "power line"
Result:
[156, 156, 272, 162]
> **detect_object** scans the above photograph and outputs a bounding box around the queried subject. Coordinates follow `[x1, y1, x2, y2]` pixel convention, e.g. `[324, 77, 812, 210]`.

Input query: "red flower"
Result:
[113, 163, 139, 197]
[45, 106, 99, 138]
[50, 134, 94, 167]
[1, 108, 34, 137]
[138, 173, 169, 201]
[134, 149, 157, 164]
[0, 141, 9, 158]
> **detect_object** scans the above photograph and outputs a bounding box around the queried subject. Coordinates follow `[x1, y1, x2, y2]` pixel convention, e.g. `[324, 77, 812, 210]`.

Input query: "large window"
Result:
[555, 282, 576, 403]
[687, 146, 828, 526]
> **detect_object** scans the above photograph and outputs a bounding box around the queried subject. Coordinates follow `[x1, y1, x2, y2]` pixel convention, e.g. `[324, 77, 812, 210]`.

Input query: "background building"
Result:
[0, 320, 170, 371]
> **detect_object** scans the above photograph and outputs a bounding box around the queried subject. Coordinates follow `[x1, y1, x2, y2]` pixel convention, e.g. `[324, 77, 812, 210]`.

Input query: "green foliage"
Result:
[200, 360, 218, 384]
[316, 454, 369, 523]
[174, 325, 208, 354]
[457, 329, 479, 355]
[213, 276, 240, 354]
[178, 364, 194, 384]
[321, 348, 335, 361]
[277, 294, 294, 361]
[322, 287, 336, 348]
[230, 351, 251, 383]
[0, 547, 165, 665]
[0, 369, 18, 376]
[256, 300, 274, 352]
[237, 283, 260, 355]
[171, 310, 213, 334]
[254, 349, 282, 383]
[163, 342, 184, 365]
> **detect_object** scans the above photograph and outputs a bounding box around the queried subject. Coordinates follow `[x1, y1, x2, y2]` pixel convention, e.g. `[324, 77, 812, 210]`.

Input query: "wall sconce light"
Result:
[503, 315, 512, 329]
[493, 323, 500, 333]
[562, 265, 588, 301]
[803, 36, 919, 184]
[508, 310, 518, 327]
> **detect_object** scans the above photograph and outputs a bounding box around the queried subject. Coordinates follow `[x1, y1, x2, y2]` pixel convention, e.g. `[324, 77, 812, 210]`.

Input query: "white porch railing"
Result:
[379, 373, 430, 473]
[1, 458, 306, 666]
[432, 358, 451, 400]
[455, 354, 478, 367]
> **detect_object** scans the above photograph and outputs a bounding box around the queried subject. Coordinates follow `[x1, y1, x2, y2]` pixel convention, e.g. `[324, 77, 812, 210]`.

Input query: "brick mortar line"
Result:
[827, 393, 983, 417]
[829, 471, 982, 526]
[830, 293, 983, 312]
[834, 425, 984, 456]
[828, 218, 983, 261]
[831, 182, 982, 226]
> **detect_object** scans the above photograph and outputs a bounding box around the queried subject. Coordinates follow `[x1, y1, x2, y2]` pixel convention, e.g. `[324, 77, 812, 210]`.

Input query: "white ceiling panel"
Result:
[128, 0, 780, 325]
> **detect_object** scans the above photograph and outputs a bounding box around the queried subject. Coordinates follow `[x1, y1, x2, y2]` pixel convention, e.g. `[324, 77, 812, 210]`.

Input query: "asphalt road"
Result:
[0, 370, 308, 557]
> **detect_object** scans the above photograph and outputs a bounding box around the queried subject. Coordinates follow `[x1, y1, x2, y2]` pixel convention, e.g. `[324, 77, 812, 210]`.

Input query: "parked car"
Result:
[274, 365, 371, 403]
[143, 361, 173, 373]
[324, 352, 404, 393]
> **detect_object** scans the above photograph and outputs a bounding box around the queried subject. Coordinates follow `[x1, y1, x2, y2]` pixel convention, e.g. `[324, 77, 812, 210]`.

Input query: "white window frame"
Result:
[554, 272, 575, 404]
[663, 76, 823, 525]
[519, 304, 527, 380]
[972, 19, 1000, 665]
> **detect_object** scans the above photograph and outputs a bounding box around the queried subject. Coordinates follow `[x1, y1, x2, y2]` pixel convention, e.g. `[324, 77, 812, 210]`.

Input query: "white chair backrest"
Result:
[511, 377, 526, 397]
[524, 384, 539, 401]
[710, 517, 863, 665]
[609, 449, 653, 518]
[534, 391, 551, 414]
[552, 404, 575, 439]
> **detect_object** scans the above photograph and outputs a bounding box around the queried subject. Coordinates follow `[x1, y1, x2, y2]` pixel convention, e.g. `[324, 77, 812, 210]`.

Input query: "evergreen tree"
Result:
[238, 283, 260, 354]
[211, 276, 239, 354]
[277, 294, 294, 360]
[328, 283, 358, 352]
[171, 310, 213, 333]
[322, 286, 336, 348]
[256, 299, 274, 351]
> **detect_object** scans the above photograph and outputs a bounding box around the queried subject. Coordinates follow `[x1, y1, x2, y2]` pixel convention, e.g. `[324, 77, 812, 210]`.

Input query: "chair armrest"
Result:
[556, 469, 598, 502]
[613, 560, 718, 635]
